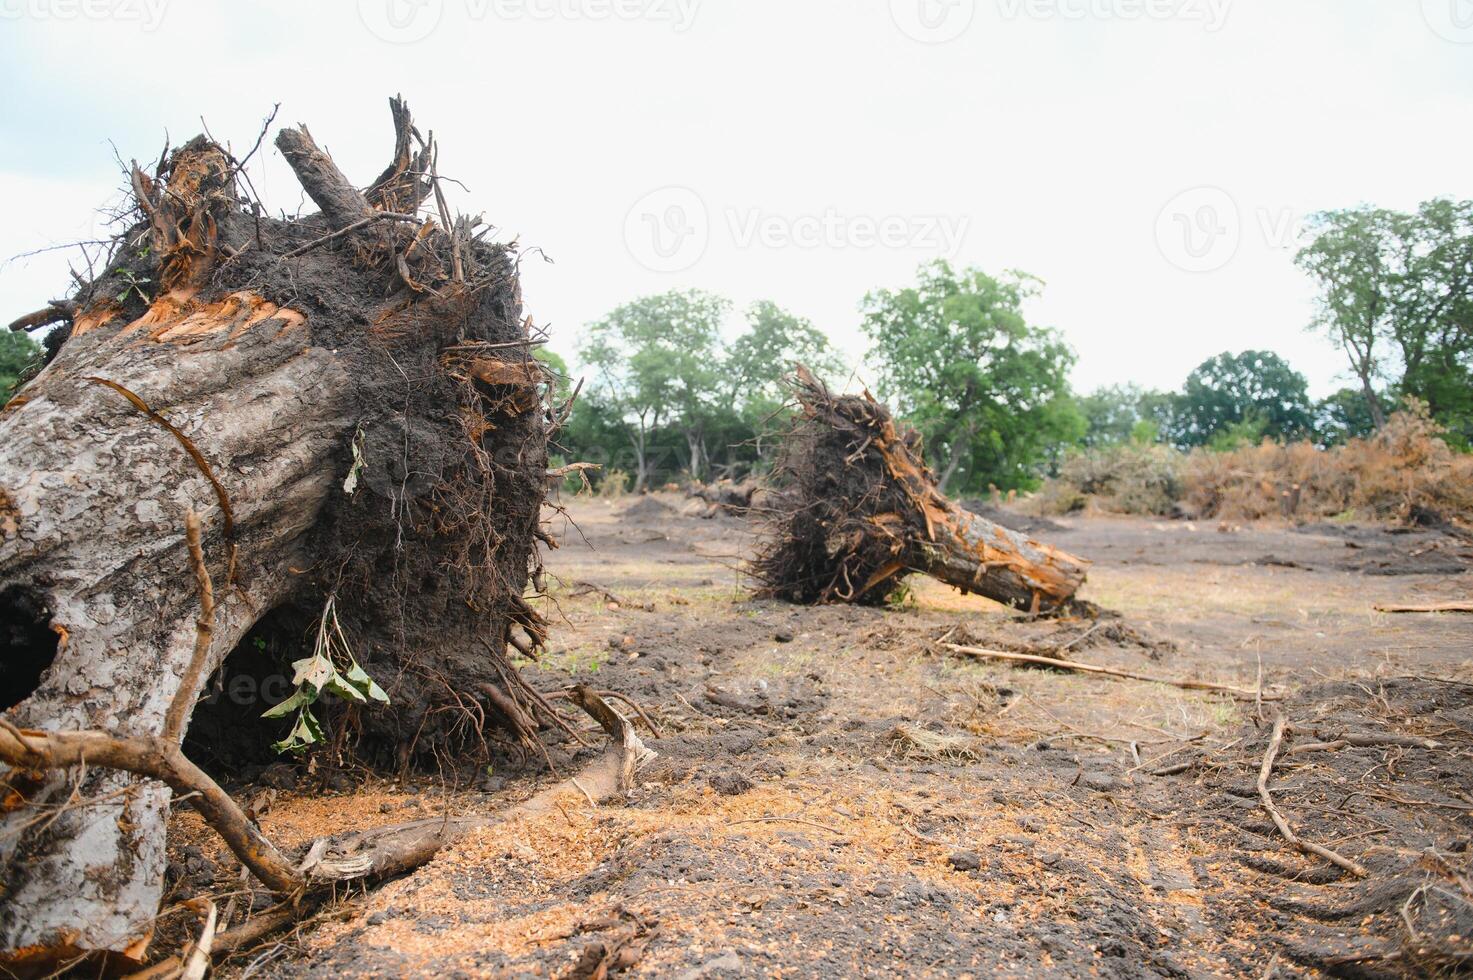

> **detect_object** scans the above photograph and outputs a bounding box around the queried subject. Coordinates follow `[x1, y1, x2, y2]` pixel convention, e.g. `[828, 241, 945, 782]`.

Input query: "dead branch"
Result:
[281, 210, 420, 259]
[1257, 714, 1369, 878]
[164, 512, 215, 742]
[132, 686, 655, 974]
[8, 301, 74, 332]
[1375, 602, 1473, 614]
[0, 721, 304, 893]
[940, 642, 1271, 700]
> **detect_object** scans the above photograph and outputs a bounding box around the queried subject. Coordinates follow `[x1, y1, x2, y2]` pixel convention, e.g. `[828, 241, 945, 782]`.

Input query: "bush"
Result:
[1030, 403, 1473, 524]
[1185, 403, 1473, 523]
[1031, 443, 1184, 516]
[597, 469, 630, 499]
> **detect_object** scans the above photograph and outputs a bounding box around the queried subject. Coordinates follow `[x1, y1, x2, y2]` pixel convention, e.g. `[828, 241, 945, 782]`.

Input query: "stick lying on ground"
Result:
[1257, 714, 1369, 877]
[751, 367, 1090, 613]
[1374, 602, 1473, 614]
[939, 642, 1272, 701]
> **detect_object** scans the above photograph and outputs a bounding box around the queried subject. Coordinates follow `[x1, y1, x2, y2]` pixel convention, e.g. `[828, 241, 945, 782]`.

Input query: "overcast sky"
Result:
[2, 0, 1470, 397]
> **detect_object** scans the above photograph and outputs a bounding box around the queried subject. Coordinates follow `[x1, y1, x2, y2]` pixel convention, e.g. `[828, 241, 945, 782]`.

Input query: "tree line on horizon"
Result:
[538, 196, 1470, 496]
[4, 200, 1465, 497]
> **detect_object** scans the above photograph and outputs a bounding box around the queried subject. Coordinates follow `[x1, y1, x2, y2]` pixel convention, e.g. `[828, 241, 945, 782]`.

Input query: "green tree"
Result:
[0, 331, 41, 405]
[862, 261, 1082, 493]
[1314, 386, 1392, 446]
[1297, 200, 1473, 438]
[725, 301, 842, 408]
[579, 290, 729, 491]
[1076, 384, 1175, 447]
[1169, 350, 1314, 448]
[723, 301, 844, 470]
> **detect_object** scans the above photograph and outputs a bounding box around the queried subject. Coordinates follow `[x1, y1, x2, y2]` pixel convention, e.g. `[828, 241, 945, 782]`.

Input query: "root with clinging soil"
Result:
[750, 366, 1089, 612]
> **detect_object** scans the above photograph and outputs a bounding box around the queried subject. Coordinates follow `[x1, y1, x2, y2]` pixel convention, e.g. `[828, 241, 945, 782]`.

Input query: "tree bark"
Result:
[0, 99, 550, 970]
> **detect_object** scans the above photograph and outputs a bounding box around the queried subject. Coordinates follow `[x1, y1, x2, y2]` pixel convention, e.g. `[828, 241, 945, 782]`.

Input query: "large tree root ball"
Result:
[0, 98, 558, 966]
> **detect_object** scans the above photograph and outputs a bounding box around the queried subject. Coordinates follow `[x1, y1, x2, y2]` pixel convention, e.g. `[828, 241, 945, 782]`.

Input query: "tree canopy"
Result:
[0, 331, 41, 405]
[1297, 199, 1473, 445]
[578, 289, 729, 490]
[861, 261, 1081, 493]
[1168, 350, 1315, 448]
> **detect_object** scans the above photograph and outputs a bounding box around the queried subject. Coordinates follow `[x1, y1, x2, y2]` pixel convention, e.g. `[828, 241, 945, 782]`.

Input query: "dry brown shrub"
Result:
[1033, 403, 1473, 524]
[1183, 403, 1473, 523]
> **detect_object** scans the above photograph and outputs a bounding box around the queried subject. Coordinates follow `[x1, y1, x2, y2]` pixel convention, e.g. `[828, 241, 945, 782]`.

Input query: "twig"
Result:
[1257, 714, 1369, 877]
[727, 816, 846, 836]
[281, 211, 420, 258]
[940, 642, 1270, 700]
[0, 724, 303, 893]
[1374, 602, 1473, 614]
[179, 899, 218, 980]
[164, 512, 215, 743]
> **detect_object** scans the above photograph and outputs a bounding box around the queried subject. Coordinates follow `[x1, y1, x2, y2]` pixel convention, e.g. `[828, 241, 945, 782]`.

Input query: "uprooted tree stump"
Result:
[0, 98, 562, 968]
[751, 367, 1089, 611]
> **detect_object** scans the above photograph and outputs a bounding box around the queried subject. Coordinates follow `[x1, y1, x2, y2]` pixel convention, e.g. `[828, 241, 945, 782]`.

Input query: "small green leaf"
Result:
[290, 654, 335, 692]
[271, 708, 324, 755]
[323, 672, 368, 704]
[344, 660, 391, 704]
[261, 686, 316, 719]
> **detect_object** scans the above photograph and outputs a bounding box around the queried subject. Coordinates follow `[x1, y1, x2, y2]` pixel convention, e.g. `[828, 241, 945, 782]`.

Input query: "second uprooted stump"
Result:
[751, 367, 1089, 612]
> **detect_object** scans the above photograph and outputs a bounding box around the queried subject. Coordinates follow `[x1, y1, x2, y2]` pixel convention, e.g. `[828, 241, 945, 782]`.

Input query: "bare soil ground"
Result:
[171, 495, 1473, 978]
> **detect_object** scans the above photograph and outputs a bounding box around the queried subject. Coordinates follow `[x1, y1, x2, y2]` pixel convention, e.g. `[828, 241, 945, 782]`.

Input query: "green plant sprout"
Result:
[115, 269, 152, 305]
[263, 593, 389, 754]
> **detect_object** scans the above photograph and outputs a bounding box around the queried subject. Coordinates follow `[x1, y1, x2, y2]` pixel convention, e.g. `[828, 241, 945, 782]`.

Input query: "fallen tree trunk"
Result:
[751, 367, 1088, 611]
[0, 99, 555, 970]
